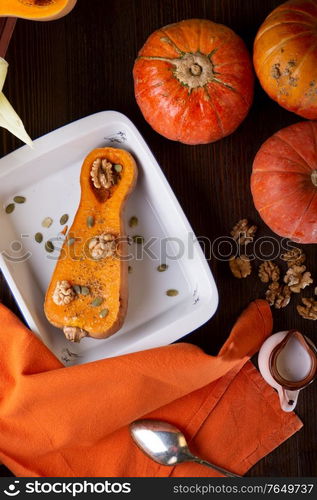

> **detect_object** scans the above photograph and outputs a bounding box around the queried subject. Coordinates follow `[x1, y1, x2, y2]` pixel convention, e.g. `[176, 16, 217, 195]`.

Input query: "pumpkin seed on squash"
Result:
[99, 308, 109, 318]
[114, 164, 122, 173]
[35, 232, 43, 243]
[73, 285, 82, 295]
[45, 241, 54, 253]
[129, 216, 138, 228]
[42, 217, 53, 228]
[5, 203, 15, 214]
[91, 296, 104, 307]
[157, 264, 168, 272]
[87, 215, 95, 228]
[133, 235, 144, 244]
[166, 289, 179, 297]
[60, 214, 69, 225]
[13, 196, 26, 204]
[67, 237, 75, 246]
[81, 286, 90, 296]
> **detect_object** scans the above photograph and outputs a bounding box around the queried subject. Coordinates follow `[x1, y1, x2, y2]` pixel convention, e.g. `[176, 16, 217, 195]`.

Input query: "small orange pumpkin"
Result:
[254, 0, 317, 119]
[133, 19, 254, 145]
[251, 121, 317, 244]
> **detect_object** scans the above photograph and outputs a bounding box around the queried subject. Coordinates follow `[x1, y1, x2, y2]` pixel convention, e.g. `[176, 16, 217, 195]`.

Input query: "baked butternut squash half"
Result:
[0, 0, 77, 21]
[44, 147, 137, 342]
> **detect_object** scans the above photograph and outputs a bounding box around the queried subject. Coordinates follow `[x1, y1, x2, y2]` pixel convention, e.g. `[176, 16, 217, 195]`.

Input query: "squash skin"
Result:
[254, 0, 317, 119]
[133, 19, 254, 145]
[0, 0, 77, 21]
[251, 121, 317, 244]
[44, 148, 137, 339]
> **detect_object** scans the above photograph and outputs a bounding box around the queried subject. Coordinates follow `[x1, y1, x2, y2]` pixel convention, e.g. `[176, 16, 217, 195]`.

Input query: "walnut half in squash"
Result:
[44, 147, 137, 341]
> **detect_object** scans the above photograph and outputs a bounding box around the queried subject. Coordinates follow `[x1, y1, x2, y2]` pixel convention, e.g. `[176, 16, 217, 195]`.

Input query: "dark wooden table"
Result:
[0, 0, 316, 477]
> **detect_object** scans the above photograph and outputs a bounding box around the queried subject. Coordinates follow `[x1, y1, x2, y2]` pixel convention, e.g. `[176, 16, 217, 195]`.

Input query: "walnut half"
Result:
[89, 233, 117, 260]
[265, 282, 292, 309]
[284, 265, 313, 293]
[229, 255, 251, 278]
[297, 298, 317, 320]
[91, 158, 114, 189]
[63, 326, 88, 342]
[230, 219, 257, 246]
[259, 261, 280, 283]
[53, 280, 76, 306]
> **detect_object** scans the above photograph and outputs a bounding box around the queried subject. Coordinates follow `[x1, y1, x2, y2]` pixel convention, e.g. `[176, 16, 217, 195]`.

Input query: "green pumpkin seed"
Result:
[166, 289, 179, 297]
[129, 216, 138, 228]
[81, 286, 90, 296]
[91, 297, 104, 307]
[67, 237, 75, 246]
[133, 235, 144, 244]
[42, 217, 53, 228]
[45, 241, 54, 253]
[73, 285, 82, 295]
[114, 164, 122, 173]
[35, 232, 43, 243]
[60, 214, 69, 225]
[87, 215, 95, 228]
[157, 264, 168, 272]
[13, 196, 26, 204]
[99, 308, 109, 318]
[5, 203, 15, 214]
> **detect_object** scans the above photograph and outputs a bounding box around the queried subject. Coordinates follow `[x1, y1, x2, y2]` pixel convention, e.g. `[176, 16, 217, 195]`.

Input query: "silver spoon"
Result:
[130, 419, 241, 478]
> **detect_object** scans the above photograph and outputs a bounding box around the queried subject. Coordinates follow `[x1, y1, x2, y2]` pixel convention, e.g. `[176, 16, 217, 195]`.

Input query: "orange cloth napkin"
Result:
[0, 299, 302, 477]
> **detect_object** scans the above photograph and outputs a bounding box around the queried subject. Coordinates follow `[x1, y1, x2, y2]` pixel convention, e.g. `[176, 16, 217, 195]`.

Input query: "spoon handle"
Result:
[192, 456, 241, 478]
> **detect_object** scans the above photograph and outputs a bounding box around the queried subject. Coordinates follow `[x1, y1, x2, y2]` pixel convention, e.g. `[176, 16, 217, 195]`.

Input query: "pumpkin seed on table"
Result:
[129, 216, 138, 228]
[157, 264, 168, 272]
[99, 308, 109, 318]
[87, 215, 95, 228]
[13, 196, 26, 204]
[91, 296, 104, 307]
[60, 214, 69, 225]
[35, 232, 43, 243]
[5, 203, 15, 214]
[45, 241, 54, 253]
[132, 235, 144, 244]
[166, 289, 179, 297]
[42, 217, 53, 228]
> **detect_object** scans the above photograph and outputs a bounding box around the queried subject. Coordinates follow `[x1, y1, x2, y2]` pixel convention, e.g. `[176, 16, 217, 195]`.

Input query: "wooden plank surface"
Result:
[0, 0, 316, 477]
[0, 18, 16, 58]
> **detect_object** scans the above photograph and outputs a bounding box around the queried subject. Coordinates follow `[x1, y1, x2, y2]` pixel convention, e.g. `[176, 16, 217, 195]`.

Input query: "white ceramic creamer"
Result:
[258, 330, 317, 412]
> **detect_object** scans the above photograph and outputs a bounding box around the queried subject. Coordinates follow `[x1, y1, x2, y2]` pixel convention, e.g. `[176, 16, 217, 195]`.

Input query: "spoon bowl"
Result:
[130, 419, 241, 477]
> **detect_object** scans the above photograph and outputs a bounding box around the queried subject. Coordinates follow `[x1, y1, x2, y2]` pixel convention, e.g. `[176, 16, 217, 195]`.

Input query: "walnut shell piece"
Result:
[230, 218, 257, 246]
[259, 260, 280, 283]
[283, 265, 313, 293]
[265, 282, 291, 309]
[63, 326, 88, 342]
[229, 255, 252, 278]
[281, 247, 306, 267]
[297, 298, 317, 320]
[89, 233, 117, 260]
[52, 280, 76, 306]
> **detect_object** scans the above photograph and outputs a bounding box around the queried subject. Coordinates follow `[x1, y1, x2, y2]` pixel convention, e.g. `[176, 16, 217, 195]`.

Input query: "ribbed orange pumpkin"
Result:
[251, 121, 317, 244]
[254, 0, 317, 119]
[133, 19, 254, 145]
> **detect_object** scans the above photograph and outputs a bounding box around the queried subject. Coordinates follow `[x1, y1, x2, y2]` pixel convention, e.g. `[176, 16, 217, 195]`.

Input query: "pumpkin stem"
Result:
[190, 64, 202, 76]
[312, 170, 317, 187]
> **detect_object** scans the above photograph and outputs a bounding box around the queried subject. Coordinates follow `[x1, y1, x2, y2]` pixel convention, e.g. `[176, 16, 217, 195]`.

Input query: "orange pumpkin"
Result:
[254, 0, 317, 119]
[133, 19, 254, 145]
[251, 121, 317, 244]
